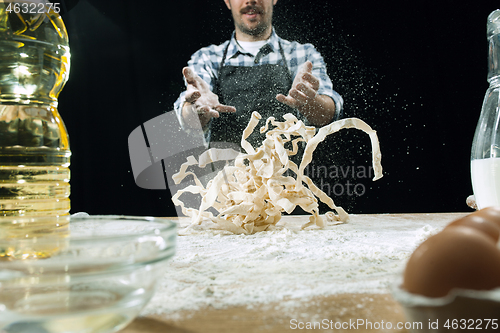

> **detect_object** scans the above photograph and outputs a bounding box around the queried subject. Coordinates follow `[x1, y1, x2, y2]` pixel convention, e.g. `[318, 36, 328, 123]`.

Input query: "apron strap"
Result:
[277, 41, 293, 83]
[220, 41, 230, 69]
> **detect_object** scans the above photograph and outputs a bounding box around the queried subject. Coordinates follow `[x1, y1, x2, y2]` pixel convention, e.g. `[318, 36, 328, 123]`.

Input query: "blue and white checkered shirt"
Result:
[174, 29, 343, 138]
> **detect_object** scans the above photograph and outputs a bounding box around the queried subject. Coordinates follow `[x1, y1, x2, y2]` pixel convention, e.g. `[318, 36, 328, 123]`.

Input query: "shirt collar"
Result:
[227, 28, 280, 59]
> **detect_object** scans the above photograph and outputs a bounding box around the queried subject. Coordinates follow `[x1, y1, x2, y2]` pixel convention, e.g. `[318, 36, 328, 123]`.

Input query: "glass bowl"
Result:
[0, 215, 176, 333]
[392, 281, 500, 332]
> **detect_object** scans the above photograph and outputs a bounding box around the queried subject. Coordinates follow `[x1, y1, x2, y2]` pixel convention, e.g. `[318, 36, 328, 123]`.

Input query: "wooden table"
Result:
[119, 213, 469, 333]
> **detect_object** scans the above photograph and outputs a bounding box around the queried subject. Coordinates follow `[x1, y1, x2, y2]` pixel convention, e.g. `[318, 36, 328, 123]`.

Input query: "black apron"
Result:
[211, 41, 301, 150]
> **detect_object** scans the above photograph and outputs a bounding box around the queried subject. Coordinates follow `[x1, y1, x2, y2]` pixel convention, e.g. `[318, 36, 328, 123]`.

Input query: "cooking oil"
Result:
[0, 1, 71, 258]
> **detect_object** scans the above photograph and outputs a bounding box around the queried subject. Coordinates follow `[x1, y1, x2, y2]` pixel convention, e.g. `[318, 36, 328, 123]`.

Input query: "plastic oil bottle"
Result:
[0, 1, 71, 258]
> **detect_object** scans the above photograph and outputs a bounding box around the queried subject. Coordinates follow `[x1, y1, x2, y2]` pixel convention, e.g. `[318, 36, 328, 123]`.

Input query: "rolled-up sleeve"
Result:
[306, 45, 343, 120]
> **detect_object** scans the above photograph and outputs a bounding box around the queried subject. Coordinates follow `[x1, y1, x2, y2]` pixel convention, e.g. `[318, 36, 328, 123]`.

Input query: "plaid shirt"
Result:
[174, 29, 343, 139]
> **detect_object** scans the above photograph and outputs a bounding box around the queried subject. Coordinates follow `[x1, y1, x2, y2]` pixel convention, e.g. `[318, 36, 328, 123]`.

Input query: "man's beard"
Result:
[236, 20, 269, 37]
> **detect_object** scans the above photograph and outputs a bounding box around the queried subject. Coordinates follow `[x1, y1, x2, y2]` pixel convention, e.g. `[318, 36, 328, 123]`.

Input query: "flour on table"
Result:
[142, 214, 456, 319]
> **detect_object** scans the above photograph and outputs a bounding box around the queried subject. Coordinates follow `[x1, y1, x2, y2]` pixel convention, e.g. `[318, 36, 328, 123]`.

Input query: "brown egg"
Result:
[470, 206, 500, 229]
[402, 226, 500, 298]
[445, 215, 500, 242]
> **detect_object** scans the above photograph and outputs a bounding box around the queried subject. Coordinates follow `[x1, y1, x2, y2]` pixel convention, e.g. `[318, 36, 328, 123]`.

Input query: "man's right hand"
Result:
[181, 67, 236, 129]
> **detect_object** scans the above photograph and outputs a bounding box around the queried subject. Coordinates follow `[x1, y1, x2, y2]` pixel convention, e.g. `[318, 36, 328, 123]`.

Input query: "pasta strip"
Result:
[172, 112, 383, 234]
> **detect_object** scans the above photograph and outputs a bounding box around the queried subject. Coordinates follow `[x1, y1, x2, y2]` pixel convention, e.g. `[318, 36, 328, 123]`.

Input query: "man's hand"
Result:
[276, 61, 319, 109]
[276, 61, 336, 126]
[181, 67, 236, 129]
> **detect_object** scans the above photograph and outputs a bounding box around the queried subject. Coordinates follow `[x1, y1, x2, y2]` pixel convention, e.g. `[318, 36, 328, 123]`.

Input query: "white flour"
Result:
[142, 214, 455, 318]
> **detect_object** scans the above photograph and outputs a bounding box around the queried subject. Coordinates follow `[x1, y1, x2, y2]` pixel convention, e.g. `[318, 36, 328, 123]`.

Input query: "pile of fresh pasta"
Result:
[172, 112, 383, 234]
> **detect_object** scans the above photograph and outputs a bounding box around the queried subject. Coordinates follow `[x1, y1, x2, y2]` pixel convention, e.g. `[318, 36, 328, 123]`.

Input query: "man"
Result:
[174, 0, 343, 149]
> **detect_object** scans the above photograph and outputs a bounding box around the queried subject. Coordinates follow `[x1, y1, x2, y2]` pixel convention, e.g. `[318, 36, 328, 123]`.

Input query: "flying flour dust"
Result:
[172, 112, 383, 234]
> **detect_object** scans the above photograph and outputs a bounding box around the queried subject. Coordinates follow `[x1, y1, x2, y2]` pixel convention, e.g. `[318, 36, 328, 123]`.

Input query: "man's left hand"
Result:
[276, 61, 319, 109]
[276, 61, 336, 126]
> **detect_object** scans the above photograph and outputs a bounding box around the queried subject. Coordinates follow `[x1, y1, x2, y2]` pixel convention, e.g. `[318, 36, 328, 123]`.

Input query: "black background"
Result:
[57, 1, 497, 217]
